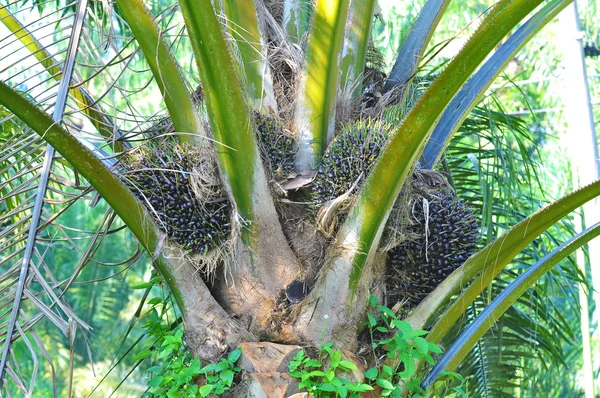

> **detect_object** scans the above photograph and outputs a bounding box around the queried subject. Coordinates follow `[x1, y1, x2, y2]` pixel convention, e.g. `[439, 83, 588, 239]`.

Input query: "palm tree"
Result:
[1, 0, 598, 395]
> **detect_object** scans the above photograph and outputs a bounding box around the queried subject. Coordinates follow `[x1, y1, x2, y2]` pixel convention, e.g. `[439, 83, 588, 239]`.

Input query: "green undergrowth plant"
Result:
[363, 296, 468, 397]
[134, 275, 241, 397]
[289, 297, 468, 397]
[288, 343, 374, 397]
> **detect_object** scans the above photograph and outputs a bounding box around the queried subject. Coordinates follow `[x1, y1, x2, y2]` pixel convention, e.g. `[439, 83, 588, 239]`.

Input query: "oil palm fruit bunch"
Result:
[254, 112, 296, 179]
[311, 121, 389, 205]
[121, 142, 231, 254]
[387, 191, 479, 307]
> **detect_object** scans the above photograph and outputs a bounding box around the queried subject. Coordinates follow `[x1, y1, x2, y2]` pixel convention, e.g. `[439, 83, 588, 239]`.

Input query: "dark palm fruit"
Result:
[311, 122, 389, 205]
[121, 143, 231, 254]
[387, 191, 479, 307]
[254, 112, 296, 179]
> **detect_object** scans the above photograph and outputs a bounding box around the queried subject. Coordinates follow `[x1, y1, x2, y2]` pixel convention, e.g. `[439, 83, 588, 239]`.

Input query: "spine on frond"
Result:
[115, 0, 206, 143]
[218, 0, 277, 112]
[338, 0, 378, 100]
[294, 0, 350, 171]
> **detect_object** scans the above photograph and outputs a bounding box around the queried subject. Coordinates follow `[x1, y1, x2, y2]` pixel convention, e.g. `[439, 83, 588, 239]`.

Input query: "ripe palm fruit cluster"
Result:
[387, 191, 479, 307]
[311, 121, 389, 205]
[121, 142, 231, 254]
[254, 112, 296, 179]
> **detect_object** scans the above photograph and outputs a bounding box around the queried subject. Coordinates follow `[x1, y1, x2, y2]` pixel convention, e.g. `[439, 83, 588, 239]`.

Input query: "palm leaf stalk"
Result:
[0, 80, 252, 364]
[177, 0, 301, 332]
[217, 0, 277, 111]
[382, 0, 451, 99]
[294, 0, 350, 170]
[338, 0, 378, 99]
[420, 0, 571, 169]
[441, 104, 581, 396]
[424, 182, 600, 346]
[394, 179, 600, 392]
[0, 0, 89, 387]
[400, 179, 600, 347]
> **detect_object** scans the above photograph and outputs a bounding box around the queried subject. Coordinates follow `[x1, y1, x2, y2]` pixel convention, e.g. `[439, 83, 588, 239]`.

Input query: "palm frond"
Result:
[0, 2, 167, 393]
[0, 0, 89, 391]
[424, 221, 600, 388]
[437, 99, 585, 395]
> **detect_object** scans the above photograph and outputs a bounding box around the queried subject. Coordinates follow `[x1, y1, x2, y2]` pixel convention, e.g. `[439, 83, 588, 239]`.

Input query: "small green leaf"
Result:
[348, 383, 374, 392]
[428, 342, 443, 354]
[149, 375, 164, 388]
[325, 369, 335, 382]
[414, 337, 429, 355]
[339, 360, 358, 371]
[199, 363, 217, 374]
[294, 350, 305, 361]
[158, 346, 175, 358]
[304, 359, 322, 368]
[367, 313, 377, 327]
[378, 305, 396, 319]
[377, 379, 395, 390]
[364, 367, 378, 380]
[393, 320, 414, 336]
[166, 387, 182, 398]
[424, 354, 435, 365]
[308, 370, 326, 378]
[147, 297, 163, 305]
[382, 365, 394, 377]
[133, 349, 153, 361]
[320, 383, 336, 392]
[413, 329, 428, 337]
[199, 384, 214, 397]
[369, 295, 378, 307]
[216, 360, 230, 372]
[228, 347, 242, 363]
[189, 358, 201, 374]
[221, 369, 235, 386]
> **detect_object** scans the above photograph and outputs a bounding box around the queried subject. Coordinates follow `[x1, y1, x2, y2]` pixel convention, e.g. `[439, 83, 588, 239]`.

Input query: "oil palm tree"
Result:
[0, 0, 598, 395]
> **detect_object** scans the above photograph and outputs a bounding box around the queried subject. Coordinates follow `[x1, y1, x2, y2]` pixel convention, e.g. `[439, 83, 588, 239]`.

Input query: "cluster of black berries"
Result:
[254, 113, 296, 179]
[123, 144, 231, 254]
[312, 123, 388, 205]
[387, 192, 479, 307]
